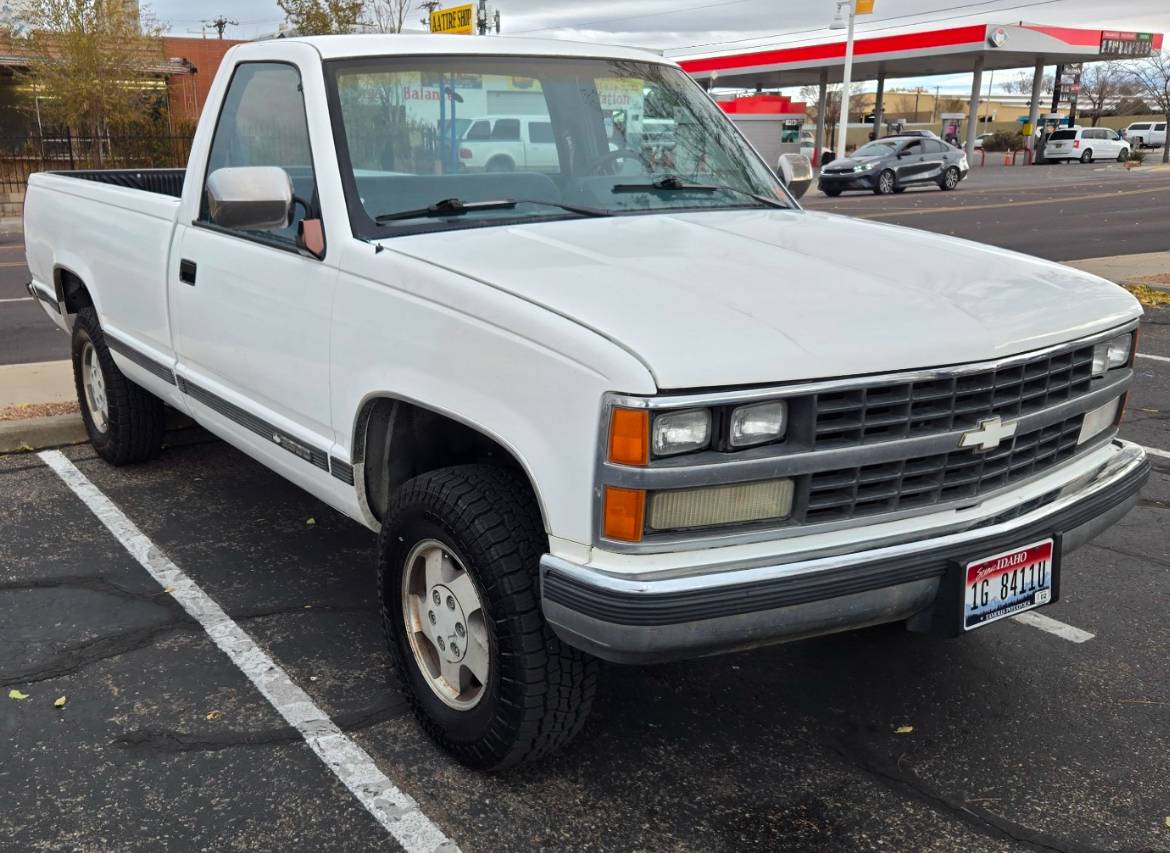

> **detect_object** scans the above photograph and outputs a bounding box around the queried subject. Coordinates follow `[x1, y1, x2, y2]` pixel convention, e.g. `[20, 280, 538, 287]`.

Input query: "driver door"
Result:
[171, 60, 338, 466]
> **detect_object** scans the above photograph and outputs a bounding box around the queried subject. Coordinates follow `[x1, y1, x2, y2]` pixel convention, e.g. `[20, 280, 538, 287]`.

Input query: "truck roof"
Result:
[286, 33, 672, 65]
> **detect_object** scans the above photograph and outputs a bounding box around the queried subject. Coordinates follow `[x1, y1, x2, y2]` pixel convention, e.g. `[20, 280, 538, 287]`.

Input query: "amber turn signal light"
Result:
[608, 408, 649, 466]
[603, 486, 645, 542]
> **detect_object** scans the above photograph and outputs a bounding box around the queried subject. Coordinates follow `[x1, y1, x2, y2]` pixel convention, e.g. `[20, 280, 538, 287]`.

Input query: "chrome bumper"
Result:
[541, 440, 1149, 663]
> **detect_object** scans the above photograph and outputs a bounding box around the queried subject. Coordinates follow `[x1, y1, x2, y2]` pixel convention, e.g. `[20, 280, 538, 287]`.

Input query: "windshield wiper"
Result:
[611, 175, 788, 209]
[374, 197, 610, 223]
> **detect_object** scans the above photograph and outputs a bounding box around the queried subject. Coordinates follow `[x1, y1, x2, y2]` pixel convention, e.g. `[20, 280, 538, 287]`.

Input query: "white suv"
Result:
[1045, 127, 1130, 163]
[1122, 121, 1167, 149]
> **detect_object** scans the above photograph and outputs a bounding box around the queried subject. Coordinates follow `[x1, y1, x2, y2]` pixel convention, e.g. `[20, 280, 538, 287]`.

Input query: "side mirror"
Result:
[205, 166, 293, 230]
[776, 153, 813, 200]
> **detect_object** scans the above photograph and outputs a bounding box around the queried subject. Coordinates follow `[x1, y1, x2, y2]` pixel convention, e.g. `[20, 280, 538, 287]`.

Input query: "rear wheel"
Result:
[71, 307, 165, 465]
[939, 166, 961, 191]
[1117, 148, 1128, 162]
[874, 169, 896, 195]
[379, 464, 597, 770]
[1080, 148, 1093, 163]
[485, 155, 514, 173]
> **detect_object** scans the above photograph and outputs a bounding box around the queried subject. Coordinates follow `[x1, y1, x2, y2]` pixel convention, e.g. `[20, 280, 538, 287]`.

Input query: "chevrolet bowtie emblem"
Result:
[959, 416, 1017, 452]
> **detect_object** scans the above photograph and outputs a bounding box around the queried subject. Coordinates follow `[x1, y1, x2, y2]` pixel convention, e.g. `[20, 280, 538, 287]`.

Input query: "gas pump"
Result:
[939, 113, 964, 147]
[1034, 113, 1066, 164]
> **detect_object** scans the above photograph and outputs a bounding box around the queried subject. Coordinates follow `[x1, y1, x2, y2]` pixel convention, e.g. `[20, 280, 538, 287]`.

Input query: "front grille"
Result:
[813, 345, 1094, 448]
[803, 414, 1084, 523]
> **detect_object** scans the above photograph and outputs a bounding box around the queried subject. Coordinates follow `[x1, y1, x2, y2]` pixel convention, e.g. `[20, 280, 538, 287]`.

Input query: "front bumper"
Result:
[818, 170, 879, 191]
[541, 440, 1149, 663]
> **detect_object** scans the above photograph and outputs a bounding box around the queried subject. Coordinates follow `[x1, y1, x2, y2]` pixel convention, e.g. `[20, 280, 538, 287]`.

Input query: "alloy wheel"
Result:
[80, 340, 109, 434]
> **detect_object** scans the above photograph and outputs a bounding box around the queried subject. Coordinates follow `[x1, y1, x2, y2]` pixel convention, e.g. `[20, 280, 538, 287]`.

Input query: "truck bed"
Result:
[50, 168, 186, 199]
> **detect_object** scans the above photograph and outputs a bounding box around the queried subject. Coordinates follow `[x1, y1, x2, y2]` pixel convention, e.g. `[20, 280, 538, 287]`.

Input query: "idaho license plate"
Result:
[962, 538, 1055, 631]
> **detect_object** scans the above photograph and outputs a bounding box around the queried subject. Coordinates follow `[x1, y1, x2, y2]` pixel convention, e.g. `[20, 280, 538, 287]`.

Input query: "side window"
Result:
[901, 140, 923, 155]
[925, 139, 947, 154]
[465, 120, 491, 140]
[528, 121, 554, 143]
[200, 63, 315, 246]
[1157, 123, 1167, 132]
[491, 118, 521, 140]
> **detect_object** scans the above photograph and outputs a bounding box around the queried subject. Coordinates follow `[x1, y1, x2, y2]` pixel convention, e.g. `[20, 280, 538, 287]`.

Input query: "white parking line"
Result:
[1137, 352, 1170, 365]
[1143, 444, 1170, 460]
[1012, 611, 1095, 643]
[38, 450, 458, 853]
[0, 296, 33, 304]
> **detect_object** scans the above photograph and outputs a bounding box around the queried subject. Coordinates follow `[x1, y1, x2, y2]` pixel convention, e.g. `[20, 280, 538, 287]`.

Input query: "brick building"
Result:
[163, 37, 247, 123]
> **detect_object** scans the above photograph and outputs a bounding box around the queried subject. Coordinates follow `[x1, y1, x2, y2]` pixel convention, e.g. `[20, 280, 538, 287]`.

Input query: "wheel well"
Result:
[56, 269, 93, 314]
[355, 397, 542, 528]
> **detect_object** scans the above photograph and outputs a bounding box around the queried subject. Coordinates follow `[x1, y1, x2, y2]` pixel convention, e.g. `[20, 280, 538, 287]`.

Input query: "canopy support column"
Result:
[1025, 59, 1045, 157]
[814, 69, 828, 167]
[872, 70, 886, 140]
[964, 56, 984, 163]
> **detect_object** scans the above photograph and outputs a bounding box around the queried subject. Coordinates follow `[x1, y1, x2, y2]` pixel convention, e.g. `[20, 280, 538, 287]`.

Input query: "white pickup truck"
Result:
[24, 35, 1149, 770]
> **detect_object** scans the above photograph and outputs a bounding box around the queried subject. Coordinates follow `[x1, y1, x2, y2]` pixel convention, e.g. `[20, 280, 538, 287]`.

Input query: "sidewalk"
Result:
[1063, 251, 1170, 294]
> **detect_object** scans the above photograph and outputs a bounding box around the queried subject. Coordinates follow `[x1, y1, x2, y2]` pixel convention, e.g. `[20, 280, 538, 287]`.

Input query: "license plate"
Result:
[962, 538, 1054, 631]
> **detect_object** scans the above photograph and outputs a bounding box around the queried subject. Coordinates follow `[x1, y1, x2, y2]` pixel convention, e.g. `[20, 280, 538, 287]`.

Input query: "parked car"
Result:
[24, 34, 1148, 770]
[818, 135, 969, 195]
[459, 115, 559, 173]
[1045, 127, 1130, 163]
[1121, 121, 1166, 149]
[971, 133, 994, 150]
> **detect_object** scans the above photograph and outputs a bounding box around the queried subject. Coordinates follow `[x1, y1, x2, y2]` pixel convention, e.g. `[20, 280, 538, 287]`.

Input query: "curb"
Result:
[0, 413, 87, 454]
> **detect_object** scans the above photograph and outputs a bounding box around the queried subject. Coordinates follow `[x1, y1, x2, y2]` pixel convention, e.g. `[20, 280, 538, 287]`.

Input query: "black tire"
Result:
[485, 155, 514, 173]
[939, 166, 961, 191]
[379, 464, 598, 770]
[821, 186, 843, 197]
[1117, 148, 1128, 162]
[71, 307, 165, 465]
[874, 169, 896, 195]
[1080, 149, 1093, 164]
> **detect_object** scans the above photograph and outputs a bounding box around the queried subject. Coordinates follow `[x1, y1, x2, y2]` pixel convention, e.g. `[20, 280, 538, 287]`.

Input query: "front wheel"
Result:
[1080, 149, 1094, 163]
[821, 186, 843, 197]
[939, 166, 961, 191]
[379, 465, 597, 770]
[1117, 148, 1128, 162]
[874, 169, 897, 195]
[71, 307, 165, 465]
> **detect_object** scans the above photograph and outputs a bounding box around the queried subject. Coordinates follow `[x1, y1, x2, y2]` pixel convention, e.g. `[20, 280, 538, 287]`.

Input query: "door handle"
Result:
[179, 259, 197, 286]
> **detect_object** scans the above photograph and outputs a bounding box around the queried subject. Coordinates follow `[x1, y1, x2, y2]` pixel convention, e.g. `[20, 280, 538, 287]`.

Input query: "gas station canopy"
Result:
[678, 24, 1166, 87]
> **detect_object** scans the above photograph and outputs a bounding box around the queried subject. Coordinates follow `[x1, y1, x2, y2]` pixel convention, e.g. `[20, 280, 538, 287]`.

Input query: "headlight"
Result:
[729, 401, 787, 448]
[1091, 334, 1132, 376]
[652, 409, 710, 457]
[853, 161, 878, 172]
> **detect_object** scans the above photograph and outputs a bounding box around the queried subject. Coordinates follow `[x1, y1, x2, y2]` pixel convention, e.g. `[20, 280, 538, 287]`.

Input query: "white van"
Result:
[1044, 127, 1131, 163]
[1121, 121, 1167, 149]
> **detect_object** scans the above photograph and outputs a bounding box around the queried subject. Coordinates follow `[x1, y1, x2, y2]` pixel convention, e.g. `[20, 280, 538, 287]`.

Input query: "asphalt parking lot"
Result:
[4, 169, 1170, 851]
[2, 328, 1169, 851]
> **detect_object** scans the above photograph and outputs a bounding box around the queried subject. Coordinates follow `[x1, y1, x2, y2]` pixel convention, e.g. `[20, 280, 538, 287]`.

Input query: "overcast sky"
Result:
[152, 0, 1170, 93]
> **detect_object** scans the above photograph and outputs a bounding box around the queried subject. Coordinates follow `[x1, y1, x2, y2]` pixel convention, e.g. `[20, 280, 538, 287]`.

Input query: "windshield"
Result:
[327, 56, 789, 236]
[852, 141, 898, 158]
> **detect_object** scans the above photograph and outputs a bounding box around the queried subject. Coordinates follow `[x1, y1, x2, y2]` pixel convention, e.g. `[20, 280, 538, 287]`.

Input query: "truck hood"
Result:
[388, 209, 1139, 389]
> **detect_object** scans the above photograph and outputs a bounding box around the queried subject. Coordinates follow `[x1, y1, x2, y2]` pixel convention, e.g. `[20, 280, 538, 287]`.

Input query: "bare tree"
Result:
[1004, 70, 1054, 96]
[366, 0, 412, 33]
[1078, 62, 1129, 126]
[800, 83, 866, 147]
[1126, 51, 1170, 163]
[276, 0, 364, 35]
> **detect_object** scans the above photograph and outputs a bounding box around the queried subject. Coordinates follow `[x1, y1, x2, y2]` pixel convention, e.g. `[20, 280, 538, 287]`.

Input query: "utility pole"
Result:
[203, 16, 237, 38]
[420, 1, 441, 30]
[476, 0, 500, 34]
